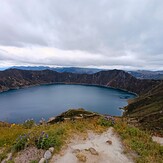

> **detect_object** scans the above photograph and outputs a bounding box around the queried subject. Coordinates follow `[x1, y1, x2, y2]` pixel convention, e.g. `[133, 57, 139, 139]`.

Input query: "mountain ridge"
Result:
[0, 69, 160, 95]
[6, 66, 163, 79]
[9, 66, 102, 74]
[128, 70, 163, 80]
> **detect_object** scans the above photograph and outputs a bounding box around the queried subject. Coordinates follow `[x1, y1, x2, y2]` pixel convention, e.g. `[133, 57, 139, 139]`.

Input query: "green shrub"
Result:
[35, 131, 62, 150]
[23, 119, 35, 129]
[97, 117, 114, 127]
[13, 134, 29, 152]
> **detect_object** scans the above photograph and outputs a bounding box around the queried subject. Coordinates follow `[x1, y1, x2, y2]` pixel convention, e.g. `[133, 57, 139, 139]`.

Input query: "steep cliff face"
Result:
[0, 69, 160, 94]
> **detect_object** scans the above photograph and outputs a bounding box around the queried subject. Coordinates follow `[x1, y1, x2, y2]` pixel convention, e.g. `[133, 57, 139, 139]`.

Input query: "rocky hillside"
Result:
[124, 81, 163, 135]
[0, 69, 160, 94]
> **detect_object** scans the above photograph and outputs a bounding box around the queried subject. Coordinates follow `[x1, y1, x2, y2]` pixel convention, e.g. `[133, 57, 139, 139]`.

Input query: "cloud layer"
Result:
[0, 0, 163, 70]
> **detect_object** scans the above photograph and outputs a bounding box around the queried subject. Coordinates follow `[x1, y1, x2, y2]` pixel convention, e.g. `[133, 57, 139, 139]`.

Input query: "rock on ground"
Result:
[44, 150, 52, 160]
[49, 147, 55, 153]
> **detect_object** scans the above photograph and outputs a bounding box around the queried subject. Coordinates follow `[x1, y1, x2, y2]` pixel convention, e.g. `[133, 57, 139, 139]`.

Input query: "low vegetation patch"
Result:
[97, 116, 115, 127]
[0, 116, 106, 161]
[23, 119, 35, 129]
[114, 119, 163, 163]
[0, 112, 162, 163]
[13, 134, 29, 152]
[35, 128, 64, 150]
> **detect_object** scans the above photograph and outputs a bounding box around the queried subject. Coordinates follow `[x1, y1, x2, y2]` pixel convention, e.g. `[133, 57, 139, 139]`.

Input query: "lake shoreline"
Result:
[0, 82, 138, 96]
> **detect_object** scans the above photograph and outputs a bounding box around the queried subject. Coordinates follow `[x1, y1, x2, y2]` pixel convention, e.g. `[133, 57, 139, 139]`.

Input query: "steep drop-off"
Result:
[124, 82, 163, 135]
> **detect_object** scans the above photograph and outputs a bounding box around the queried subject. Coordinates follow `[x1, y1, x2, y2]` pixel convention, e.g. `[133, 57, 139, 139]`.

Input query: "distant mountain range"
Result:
[6, 66, 163, 80]
[128, 70, 163, 80]
[9, 66, 102, 74]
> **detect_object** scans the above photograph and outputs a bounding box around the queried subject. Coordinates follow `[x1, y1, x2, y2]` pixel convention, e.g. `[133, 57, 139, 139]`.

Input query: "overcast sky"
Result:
[0, 0, 163, 70]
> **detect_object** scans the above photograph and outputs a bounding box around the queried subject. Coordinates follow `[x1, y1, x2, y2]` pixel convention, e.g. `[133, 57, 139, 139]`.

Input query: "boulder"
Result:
[44, 150, 52, 160]
[49, 147, 54, 153]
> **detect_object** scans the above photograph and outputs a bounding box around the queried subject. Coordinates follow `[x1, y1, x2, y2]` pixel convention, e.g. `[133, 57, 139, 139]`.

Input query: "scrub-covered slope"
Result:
[124, 82, 163, 135]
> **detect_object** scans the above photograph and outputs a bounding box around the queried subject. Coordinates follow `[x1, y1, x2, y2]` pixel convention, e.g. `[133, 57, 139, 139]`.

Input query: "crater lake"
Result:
[0, 84, 136, 123]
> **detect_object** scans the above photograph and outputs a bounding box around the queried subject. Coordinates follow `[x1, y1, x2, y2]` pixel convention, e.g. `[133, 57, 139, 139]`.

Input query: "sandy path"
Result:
[50, 127, 134, 163]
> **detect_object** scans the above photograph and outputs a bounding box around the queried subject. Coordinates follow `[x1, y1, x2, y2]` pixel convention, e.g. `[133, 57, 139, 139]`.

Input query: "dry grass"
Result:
[114, 119, 163, 163]
[0, 117, 106, 161]
[0, 117, 162, 163]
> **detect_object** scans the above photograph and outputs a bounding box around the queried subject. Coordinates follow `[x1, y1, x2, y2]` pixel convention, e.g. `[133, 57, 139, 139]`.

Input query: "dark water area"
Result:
[0, 84, 136, 123]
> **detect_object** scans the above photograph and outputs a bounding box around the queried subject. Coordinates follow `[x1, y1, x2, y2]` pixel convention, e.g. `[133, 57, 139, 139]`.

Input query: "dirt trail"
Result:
[50, 127, 134, 163]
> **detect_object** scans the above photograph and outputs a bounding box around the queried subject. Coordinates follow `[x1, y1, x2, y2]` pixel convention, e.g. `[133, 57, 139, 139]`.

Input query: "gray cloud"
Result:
[0, 0, 163, 70]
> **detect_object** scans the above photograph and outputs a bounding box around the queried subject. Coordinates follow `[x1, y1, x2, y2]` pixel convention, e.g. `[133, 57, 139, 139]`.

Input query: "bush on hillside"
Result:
[97, 116, 115, 127]
[13, 134, 29, 152]
[23, 119, 35, 129]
